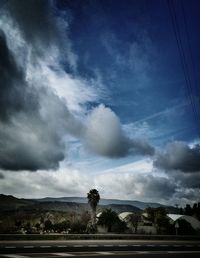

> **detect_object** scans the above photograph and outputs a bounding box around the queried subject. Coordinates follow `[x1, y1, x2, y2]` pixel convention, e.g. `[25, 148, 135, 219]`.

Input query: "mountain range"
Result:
[0, 194, 178, 214]
[37, 196, 166, 209]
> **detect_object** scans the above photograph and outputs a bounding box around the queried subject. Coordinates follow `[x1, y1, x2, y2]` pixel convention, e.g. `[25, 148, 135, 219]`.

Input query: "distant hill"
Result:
[0, 194, 176, 213]
[22, 201, 88, 213]
[0, 194, 141, 213]
[106, 204, 141, 213]
[0, 194, 36, 211]
[36, 196, 166, 209]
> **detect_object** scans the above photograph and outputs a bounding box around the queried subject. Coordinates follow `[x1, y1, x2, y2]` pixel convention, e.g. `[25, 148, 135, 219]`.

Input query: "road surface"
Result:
[0, 240, 200, 257]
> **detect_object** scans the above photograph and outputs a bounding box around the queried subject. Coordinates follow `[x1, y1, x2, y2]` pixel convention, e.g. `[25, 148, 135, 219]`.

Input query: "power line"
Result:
[167, 0, 199, 128]
[167, 0, 200, 135]
[180, 0, 200, 120]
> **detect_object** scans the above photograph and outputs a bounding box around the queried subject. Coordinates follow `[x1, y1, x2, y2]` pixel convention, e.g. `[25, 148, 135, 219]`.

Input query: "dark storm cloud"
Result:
[0, 58, 83, 173]
[0, 32, 76, 171]
[0, 0, 155, 172]
[0, 27, 68, 171]
[173, 171, 200, 189]
[0, 91, 65, 171]
[0, 173, 4, 179]
[181, 174, 200, 188]
[174, 188, 200, 201]
[0, 30, 38, 120]
[0, 1, 81, 171]
[0, 115, 64, 171]
[4, 0, 59, 48]
[154, 141, 200, 173]
[97, 171, 176, 202]
[138, 175, 176, 199]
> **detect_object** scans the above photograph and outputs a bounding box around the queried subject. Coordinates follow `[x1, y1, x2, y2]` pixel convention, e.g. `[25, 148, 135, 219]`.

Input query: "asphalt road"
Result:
[0, 240, 200, 257]
[0, 251, 200, 258]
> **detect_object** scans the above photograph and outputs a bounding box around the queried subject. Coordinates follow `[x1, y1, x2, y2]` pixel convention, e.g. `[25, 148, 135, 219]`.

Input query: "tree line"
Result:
[0, 189, 199, 235]
[179, 203, 200, 220]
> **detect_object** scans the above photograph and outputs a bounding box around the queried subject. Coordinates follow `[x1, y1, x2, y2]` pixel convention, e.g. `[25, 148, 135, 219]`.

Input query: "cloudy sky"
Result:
[0, 0, 200, 206]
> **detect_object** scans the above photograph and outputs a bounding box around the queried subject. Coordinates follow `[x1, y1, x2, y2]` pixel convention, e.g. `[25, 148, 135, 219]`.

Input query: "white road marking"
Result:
[5, 246, 16, 249]
[136, 251, 149, 254]
[96, 252, 114, 255]
[168, 251, 200, 254]
[3, 255, 29, 258]
[51, 253, 74, 256]
[40, 245, 51, 248]
[57, 245, 67, 248]
[73, 245, 83, 247]
[147, 245, 155, 247]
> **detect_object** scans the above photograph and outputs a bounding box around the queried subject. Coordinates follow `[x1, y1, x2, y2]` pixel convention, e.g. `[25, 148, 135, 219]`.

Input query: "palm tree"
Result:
[87, 189, 100, 226]
[98, 208, 118, 232]
[126, 213, 141, 233]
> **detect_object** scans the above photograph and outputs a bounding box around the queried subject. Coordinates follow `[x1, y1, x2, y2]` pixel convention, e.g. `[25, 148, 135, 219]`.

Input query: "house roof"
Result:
[167, 214, 200, 230]
[118, 212, 133, 221]
[96, 212, 102, 218]
[167, 214, 183, 221]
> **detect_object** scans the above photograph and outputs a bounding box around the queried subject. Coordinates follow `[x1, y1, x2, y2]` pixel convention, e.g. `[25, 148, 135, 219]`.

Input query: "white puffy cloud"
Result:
[0, 167, 92, 198]
[39, 64, 99, 114]
[0, 0, 102, 171]
[84, 104, 154, 157]
[0, 160, 175, 204]
[95, 165, 176, 203]
[84, 104, 127, 157]
[0, 0, 157, 173]
[1, 157, 199, 206]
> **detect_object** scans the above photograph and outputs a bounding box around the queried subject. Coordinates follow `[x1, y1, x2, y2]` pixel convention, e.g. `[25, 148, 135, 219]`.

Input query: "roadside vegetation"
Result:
[0, 190, 199, 236]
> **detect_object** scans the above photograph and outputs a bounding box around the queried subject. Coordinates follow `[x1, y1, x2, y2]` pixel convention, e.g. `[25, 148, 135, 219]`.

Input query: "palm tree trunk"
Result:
[91, 207, 96, 225]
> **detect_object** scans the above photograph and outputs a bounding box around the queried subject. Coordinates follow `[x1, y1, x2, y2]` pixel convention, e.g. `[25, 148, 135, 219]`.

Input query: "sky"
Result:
[0, 0, 200, 206]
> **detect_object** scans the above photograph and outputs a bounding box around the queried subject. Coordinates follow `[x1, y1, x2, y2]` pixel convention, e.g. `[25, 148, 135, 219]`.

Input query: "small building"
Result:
[167, 214, 200, 230]
[96, 212, 108, 233]
[97, 211, 200, 234]
[118, 212, 134, 222]
[118, 212, 157, 234]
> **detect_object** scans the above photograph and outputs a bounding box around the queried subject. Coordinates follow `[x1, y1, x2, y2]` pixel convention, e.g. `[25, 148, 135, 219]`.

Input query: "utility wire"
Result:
[169, 0, 200, 134]
[180, 1, 200, 123]
[167, 0, 200, 135]
[168, 0, 198, 126]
